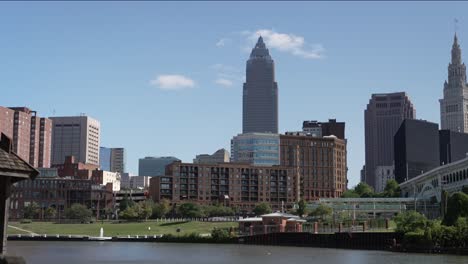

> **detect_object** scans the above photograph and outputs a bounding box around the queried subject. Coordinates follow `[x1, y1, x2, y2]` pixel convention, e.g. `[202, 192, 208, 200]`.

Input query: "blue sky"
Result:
[1, 2, 467, 187]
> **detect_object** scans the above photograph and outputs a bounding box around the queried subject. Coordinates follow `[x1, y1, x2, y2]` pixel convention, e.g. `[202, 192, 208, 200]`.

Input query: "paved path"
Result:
[8, 225, 38, 235]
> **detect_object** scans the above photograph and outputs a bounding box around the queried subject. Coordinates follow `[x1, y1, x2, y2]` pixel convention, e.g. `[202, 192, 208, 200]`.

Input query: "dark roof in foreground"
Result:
[0, 134, 39, 182]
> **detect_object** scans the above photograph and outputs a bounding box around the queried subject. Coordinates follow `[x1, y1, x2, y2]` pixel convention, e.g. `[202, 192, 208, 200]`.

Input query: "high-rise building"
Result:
[0, 106, 52, 168]
[231, 133, 280, 166]
[439, 129, 468, 165]
[394, 119, 440, 183]
[100, 147, 111, 171]
[280, 133, 347, 200]
[110, 148, 125, 173]
[50, 115, 100, 166]
[440, 34, 468, 133]
[302, 119, 346, 139]
[364, 92, 416, 188]
[243, 36, 278, 134]
[193, 148, 230, 164]
[138, 156, 181, 176]
[100, 147, 126, 173]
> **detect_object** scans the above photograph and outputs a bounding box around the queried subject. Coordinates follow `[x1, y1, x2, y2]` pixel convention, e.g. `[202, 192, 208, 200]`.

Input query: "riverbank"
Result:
[7, 232, 468, 256]
[9, 241, 468, 264]
[7, 221, 237, 237]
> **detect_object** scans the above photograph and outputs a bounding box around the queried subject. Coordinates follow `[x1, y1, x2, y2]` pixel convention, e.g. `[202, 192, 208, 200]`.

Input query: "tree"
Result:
[44, 207, 57, 219]
[341, 190, 360, 198]
[253, 203, 272, 216]
[152, 199, 171, 219]
[65, 204, 92, 223]
[138, 201, 153, 221]
[23, 202, 39, 219]
[119, 206, 138, 220]
[309, 204, 332, 220]
[177, 203, 204, 218]
[394, 210, 428, 233]
[119, 194, 135, 212]
[203, 205, 235, 217]
[383, 179, 401, 197]
[295, 199, 307, 217]
[462, 185, 468, 195]
[443, 192, 468, 226]
[354, 182, 374, 197]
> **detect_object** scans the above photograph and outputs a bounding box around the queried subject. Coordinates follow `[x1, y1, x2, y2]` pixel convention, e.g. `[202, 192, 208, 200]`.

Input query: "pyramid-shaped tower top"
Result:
[452, 33, 462, 65]
[250, 36, 271, 59]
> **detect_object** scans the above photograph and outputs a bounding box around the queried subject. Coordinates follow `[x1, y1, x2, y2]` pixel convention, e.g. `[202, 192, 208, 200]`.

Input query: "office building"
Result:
[375, 165, 395, 193]
[120, 172, 131, 189]
[50, 115, 100, 166]
[231, 133, 280, 166]
[440, 34, 468, 133]
[149, 162, 299, 212]
[280, 133, 348, 200]
[394, 119, 440, 183]
[439, 129, 468, 165]
[130, 176, 151, 190]
[243, 36, 278, 134]
[100, 147, 125, 173]
[302, 119, 346, 139]
[193, 148, 230, 164]
[364, 92, 416, 189]
[100, 147, 111, 171]
[138, 156, 180, 176]
[0, 106, 52, 168]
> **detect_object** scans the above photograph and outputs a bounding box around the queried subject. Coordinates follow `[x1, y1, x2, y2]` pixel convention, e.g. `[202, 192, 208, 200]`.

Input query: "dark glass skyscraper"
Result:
[243, 36, 278, 134]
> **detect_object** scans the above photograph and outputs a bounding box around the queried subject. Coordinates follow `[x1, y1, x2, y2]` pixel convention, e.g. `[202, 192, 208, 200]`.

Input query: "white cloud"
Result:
[215, 78, 233, 87]
[211, 64, 243, 87]
[150, 74, 195, 90]
[216, 38, 230, 47]
[246, 29, 324, 59]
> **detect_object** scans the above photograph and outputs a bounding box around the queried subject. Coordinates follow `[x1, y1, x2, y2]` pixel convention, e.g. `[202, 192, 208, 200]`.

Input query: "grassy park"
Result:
[7, 221, 237, 237]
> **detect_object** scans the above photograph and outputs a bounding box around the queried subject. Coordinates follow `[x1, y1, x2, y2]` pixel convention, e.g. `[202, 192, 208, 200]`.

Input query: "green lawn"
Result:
[7, 221, 238, 237]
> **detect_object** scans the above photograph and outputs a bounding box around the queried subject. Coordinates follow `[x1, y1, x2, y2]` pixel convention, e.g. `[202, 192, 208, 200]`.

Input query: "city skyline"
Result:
[3, 2, 468, 187]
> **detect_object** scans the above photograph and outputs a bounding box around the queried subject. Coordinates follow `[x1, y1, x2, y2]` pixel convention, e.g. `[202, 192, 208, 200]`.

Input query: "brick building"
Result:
[53, 156, 99, 179]
[149, 162, 299, 212]
[0, 106, 52, 168]
[9, 177, 113, 220]
[280, 133, 348, 200]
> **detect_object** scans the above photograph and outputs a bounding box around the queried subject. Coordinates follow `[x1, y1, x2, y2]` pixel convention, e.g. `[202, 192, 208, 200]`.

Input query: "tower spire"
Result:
[451, 32, 462, 65]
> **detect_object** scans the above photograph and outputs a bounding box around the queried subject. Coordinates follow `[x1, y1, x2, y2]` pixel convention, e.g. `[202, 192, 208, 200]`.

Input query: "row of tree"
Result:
[341, 179, 401, 198]
[119, 199, 243, 221]
[23, 202, 93, 223]
[395, 190, 468, 248]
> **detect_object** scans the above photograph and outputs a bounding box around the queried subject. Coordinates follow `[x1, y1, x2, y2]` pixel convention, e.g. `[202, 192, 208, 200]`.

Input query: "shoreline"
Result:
[8, 233, 468, 256]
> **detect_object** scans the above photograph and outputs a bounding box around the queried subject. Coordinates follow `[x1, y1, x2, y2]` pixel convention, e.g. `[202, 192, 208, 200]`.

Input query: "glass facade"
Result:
[99, 147, 111, 171]
[231, 133, 280, 166]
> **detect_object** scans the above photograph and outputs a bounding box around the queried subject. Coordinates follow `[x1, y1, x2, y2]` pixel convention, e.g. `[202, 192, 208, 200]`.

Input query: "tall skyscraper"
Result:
[394, 119, 440, 183]
[0, 106, 52, 168]
[243, 36, 278, 134]
[364, 92, 416, 189]
[440, 34, 468, 133]
[101, 147, 126, 173]
[50, 115, 100, 165]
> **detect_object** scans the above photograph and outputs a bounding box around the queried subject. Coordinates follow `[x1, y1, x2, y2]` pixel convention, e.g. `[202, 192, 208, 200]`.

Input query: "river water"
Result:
[6, 241, 468, 264]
